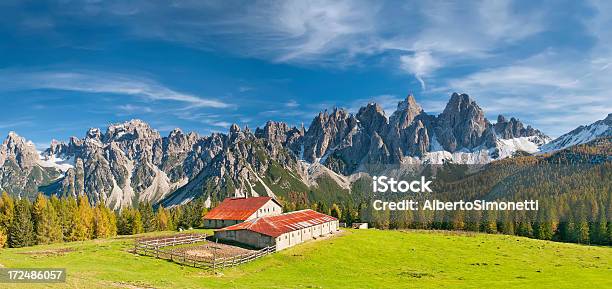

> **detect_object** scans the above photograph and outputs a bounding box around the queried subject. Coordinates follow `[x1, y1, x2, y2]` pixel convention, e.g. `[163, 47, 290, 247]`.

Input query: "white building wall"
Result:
[216, 220, 340, 251]
[247, 200, 282, 220]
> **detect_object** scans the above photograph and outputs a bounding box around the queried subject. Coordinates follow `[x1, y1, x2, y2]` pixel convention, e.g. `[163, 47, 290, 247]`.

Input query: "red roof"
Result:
[217, 209, 337, 237]
[204, 197, 277, 221]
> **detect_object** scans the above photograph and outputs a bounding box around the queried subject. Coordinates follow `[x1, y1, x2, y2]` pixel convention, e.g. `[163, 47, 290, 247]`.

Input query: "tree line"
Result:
[0, 192, 208, 248]
[317, 149, 612, 246]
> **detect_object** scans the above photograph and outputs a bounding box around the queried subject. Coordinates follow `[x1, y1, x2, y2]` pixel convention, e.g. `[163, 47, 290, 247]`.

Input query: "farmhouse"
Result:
[214, 209, 339, 251]
[203, 196, 282, 229]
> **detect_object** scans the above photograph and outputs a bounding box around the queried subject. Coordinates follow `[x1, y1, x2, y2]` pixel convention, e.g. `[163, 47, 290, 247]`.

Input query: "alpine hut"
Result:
[214, 209, 339, 251]
[203, 196, 282, 229]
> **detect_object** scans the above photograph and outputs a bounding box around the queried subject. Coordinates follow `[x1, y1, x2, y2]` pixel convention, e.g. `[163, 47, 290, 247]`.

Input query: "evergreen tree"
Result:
[534, 206, 554, 240]
[132, 209, 144, 234]
[516, 220, 533, 237]
[371, 207, 390, 229]
[117, 208, 143, 235]
[451, 210, 465, 231]
[465, 210, 481, 232]
[0, 192, 15, 247]
[497, 211, 515, 235]
[576, 214, 590, 244]
[330, 204, 342, 220]
[138, 202, 156, 233]
[593, 208, 608, 244]
[8, 198, 34, 248]
[343, 205, 355, 225]
[480, 210, 497, 233]
[607, 219, 612, 245]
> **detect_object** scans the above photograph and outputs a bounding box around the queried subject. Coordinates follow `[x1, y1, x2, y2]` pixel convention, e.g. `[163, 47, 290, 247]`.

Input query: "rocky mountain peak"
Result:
[104, 119, 159, 143]
[169, 128, 183, 138]
[229, 123, 241, 135]
[255, 121, 290, 144]
[356, 103, 387, 130]
[0, 131, 39, 169]
[86, 128, 102, 140]
[494, 114, 547, 141]
[390, 94, 424, 129]
[435, 92, 489, 151]
[398, 94, 420, 111]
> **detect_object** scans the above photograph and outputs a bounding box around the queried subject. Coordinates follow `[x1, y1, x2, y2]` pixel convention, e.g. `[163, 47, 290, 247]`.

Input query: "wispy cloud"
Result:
[6, 1, 543, 79]
[0, 120, 34, 129]
[117, 104, 153, 113]
[0, 69, 231, 108]
[285, 100, 299, 108]
[400, 51, 441, 89]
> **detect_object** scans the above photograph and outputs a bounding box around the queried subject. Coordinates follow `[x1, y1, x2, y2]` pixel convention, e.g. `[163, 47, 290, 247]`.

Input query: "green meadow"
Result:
[0, 229, 610, 288]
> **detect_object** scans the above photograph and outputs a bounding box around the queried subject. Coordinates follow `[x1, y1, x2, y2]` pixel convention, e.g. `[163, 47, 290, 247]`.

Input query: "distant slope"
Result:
[541, 113, 611, 152]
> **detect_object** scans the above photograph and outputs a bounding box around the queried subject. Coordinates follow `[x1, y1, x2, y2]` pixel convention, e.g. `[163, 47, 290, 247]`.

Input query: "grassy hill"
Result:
[0, 229, 610, 288]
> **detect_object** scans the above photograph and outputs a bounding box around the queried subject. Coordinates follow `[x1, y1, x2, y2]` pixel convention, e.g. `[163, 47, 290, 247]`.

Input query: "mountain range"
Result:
[1, 92, 610, 209]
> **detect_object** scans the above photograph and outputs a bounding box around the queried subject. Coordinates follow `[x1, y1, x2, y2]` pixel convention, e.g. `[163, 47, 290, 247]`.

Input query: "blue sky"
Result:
[1, 0, 611, 147]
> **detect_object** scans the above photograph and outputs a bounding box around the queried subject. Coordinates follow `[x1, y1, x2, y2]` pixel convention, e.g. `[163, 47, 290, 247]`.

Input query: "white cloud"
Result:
[0, 70, 231, 108]
[400, 51, 441, 89]
[117, 104, 153, 113]
[285, 100, 299, 108]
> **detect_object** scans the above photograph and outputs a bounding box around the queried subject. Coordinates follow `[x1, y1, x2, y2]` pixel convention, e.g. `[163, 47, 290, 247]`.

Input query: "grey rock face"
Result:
[255, 121, 305, 156]
[285, 92, 553, 174]
[0, 132, 55, 198]
[494, 114, 547, 140]
[0, 132, 39, 169]
[38, 120, 219, 208]
[389, 95, 423, 129]
[302, 109, 358, 162]
[162, 124, 296, 207]
[434, 93, 489, 152]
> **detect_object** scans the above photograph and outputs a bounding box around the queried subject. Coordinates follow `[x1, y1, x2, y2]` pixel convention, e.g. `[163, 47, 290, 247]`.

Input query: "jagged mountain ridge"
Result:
[295, 93, 549, 174]
[0, 132, 59, 198]
[540, 113, 612, 152]
[3, 92, 602, 209]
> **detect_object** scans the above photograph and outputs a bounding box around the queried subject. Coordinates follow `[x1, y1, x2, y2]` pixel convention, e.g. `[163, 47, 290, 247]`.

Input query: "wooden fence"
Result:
[133, 233, 276, 271]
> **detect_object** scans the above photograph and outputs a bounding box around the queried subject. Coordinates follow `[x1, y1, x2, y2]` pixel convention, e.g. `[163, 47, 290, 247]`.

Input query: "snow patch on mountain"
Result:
[496, 136, 541, 158]
[37, 151, 75, 172]
[540, 115, 611, 152]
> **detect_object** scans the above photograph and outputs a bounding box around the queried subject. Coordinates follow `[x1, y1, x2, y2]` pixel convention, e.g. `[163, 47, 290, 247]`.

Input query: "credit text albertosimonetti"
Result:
[371, 176, 539, 211]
